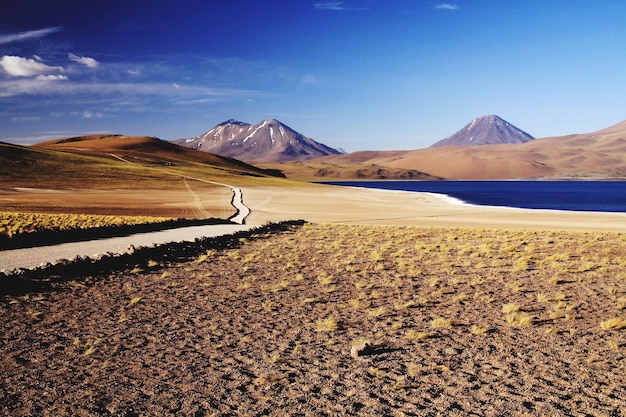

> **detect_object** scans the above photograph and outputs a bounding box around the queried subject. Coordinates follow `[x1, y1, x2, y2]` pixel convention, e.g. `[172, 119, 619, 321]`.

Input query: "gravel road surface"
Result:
[0, 224, 254, 271]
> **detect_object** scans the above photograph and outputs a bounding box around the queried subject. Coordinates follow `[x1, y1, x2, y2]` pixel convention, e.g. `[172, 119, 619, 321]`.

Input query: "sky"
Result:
[1, 0, 626, 151]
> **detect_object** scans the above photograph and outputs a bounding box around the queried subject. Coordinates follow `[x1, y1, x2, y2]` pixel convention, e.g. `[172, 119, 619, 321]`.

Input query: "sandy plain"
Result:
[6, 182, 626, 232]
[244, 184, 626, 232]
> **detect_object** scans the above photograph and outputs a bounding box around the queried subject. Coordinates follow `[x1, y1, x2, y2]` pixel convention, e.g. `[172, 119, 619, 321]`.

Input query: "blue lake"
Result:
[322, 181, 626, 213]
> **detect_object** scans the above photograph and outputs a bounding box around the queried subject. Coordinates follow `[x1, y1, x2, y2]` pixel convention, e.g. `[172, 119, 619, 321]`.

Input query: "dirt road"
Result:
[0, 224, 253, 271]
[109, 153, 250, 224]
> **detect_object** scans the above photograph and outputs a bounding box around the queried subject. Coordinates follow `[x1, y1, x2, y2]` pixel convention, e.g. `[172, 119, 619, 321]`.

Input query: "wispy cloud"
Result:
[11, 116, 41, 122]
[435, 3, 459, 11]
[0, 77, 258, 102]
[35, 74, 68, 81]
[0, 27, 63, 45]
[0, 55, 65, 78]
[314, 2, 346, 11]
[68, 53, 99, 68]
[80, 111, 105, 119]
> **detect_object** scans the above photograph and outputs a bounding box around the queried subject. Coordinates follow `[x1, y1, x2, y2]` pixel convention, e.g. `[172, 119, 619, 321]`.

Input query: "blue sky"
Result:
[1, 1, 626, 151]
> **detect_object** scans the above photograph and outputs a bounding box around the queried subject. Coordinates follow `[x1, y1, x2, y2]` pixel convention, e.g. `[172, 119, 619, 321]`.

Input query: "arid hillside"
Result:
[307, 120, 626, 180]
[33, 135, 284, 178]
[257, 159, 441, 181]
[1, 138, 295, 219]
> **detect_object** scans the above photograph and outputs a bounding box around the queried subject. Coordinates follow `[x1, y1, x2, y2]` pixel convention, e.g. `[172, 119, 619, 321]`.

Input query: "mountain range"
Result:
[6, 115, 626, 183]
[174, 119, 343, 163]
[430, 115, 535, 147]
[307, 119, 626, 180]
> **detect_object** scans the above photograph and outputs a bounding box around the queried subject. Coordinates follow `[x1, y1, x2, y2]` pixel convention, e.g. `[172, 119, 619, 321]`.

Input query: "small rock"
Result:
[351, 342, 373, 359]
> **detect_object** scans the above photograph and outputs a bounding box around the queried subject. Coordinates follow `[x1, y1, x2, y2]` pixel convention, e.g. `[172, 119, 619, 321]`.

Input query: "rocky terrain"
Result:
[1, 222, 625, 416]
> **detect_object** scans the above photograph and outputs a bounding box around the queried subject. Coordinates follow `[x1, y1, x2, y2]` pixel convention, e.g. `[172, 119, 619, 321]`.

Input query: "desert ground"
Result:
[1, 220, 626, 416]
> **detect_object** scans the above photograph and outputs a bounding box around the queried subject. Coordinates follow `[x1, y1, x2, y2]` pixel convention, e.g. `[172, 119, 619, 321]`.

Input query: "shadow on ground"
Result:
[0, 220, 306, 297]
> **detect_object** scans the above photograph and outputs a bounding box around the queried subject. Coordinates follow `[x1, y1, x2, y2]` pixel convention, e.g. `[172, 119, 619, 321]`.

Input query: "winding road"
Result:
[0, 156, 254, 271]
[109, 154, 250, 224]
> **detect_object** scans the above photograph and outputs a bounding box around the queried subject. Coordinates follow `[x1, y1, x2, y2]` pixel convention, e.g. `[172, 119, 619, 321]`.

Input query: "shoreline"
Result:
[317, 180, 626, 214]
[242, 183, 626, 232]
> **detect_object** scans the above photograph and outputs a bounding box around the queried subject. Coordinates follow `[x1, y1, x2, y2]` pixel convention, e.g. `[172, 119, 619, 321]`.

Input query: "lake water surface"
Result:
[322, 181, 626, 213]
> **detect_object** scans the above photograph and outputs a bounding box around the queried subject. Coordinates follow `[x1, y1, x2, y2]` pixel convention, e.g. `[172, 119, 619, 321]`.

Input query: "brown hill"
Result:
[175, 119, 343, 163]
[317, 120, 626, 179]
[257, 159, 441, 182]
[34, 135, 284, 178]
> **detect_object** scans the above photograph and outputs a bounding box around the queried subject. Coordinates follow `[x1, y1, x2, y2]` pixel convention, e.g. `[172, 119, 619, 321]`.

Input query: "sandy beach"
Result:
[243, 184, 626, 232]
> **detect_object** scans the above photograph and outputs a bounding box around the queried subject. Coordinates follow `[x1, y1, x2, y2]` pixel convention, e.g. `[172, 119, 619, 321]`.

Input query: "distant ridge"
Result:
[431, 115, 534, 147]
[32, 134, 284, 178]
[175, 119, 343, 163]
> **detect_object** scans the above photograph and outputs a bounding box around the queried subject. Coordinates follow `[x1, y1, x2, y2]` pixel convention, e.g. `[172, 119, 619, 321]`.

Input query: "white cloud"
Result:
[314, 1, 345, 10]
[435, 3, 459, 10]
[81, 111, 105, 119]
[0, 27, 62, 45]
[35, 74, 68, 81]
[0, 55, 65, 78]
[68, 53, 99, 68]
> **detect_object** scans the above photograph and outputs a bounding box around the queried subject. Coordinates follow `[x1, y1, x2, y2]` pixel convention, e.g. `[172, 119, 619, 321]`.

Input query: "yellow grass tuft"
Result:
[431, 317, 452, 329]
[501, 303, 520, 314]
[316, 316, 338, 332]
[405, 330, 431, 340]
[599, 317, 626, 330]
[470, 324, 490, 335]
[368, 307, 386, 317]
[536, 293, 551, 302]
[505, 312, 534, 326]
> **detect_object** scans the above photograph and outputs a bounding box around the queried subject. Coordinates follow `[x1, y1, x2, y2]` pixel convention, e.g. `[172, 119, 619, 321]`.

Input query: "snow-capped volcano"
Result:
[430, 115, 535, 147]
[175, 119, 343, 163]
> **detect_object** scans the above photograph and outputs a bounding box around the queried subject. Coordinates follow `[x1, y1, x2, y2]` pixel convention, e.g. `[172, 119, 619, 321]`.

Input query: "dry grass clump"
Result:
[431, 317, 453, 329]
[0, 211, 174, 238]
[599, 318, 626, 330]
[405, 330, 432, 340]
[470, 324, 490, 335]
[505, 312, 534, 326]
[501, 303, 521, 314]
[316, 316, 339, 332]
